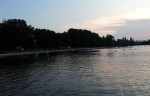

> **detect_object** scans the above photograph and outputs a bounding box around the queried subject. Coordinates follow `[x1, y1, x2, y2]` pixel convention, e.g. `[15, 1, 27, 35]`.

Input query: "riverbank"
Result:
[0, 45, 147, 57]
[0, 47, 102, 57]
[0, 49, 77, 57]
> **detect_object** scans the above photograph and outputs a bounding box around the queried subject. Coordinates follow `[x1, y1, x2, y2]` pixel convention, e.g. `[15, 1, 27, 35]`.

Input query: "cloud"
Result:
[61, 18, 126, 36]
[115, 19, 150, 40]
[120, 8, 150, 20]
[61, 9, 150, 40]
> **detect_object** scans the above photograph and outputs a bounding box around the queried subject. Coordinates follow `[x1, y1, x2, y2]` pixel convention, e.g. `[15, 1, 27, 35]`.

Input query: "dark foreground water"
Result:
[0, 46, 150, 96]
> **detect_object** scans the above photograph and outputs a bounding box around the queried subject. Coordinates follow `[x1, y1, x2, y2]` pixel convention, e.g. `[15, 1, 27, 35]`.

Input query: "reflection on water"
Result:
[0, 46, 150, 96]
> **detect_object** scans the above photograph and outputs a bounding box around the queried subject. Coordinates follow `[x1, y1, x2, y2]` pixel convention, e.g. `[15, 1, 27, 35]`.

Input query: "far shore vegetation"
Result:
[0, 19, 149, 53]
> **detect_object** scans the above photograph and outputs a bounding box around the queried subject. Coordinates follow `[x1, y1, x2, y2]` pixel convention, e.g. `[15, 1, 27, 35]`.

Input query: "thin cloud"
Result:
[115, 19, 150, 40]
[61, 18, 126, 36]
[61, 9, 150, 40]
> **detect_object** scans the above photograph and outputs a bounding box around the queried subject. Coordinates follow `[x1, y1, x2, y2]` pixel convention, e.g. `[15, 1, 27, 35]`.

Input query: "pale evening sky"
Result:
[0, 0, 150, 40]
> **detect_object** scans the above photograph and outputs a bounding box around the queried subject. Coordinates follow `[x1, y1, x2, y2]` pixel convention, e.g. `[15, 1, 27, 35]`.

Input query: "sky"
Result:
[0, 0, 150, 40]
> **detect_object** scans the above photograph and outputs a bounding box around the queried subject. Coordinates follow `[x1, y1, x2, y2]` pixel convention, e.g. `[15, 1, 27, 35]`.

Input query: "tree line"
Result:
[0, 19, 147, 52]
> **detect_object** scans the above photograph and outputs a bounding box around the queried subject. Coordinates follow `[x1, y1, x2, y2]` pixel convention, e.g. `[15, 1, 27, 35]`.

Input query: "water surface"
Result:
[0, 46, 150, 96]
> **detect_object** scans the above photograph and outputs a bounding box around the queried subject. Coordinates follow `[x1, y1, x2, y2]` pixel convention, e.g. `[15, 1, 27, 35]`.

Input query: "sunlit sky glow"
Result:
[0, 0, 150, 40]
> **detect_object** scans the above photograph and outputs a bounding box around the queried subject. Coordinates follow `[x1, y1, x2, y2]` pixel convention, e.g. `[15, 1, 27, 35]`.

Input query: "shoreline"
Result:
[0, 45, 147, 57]
[0, 48, 78, 57]
[0, 47, 106, 57]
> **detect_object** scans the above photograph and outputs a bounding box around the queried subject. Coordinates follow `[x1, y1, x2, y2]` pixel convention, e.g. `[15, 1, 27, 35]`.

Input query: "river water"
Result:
[0, 46, 150, 96]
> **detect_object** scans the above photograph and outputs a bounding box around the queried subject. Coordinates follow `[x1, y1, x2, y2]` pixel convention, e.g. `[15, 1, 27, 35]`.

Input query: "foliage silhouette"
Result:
[1, 19, 147, 52]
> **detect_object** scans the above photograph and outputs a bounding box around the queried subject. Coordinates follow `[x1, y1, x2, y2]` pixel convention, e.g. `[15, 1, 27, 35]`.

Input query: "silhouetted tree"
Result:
[116, 37, 135, 46]
[57, 32, 71, 48]
[0, 19, 140, 52]
[68, 28, 101, 48]
[105, 34, 115, 46]
[0, 19, 35, 50]
[34, 29, 57, 49]
[129, 37, 135, 46]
